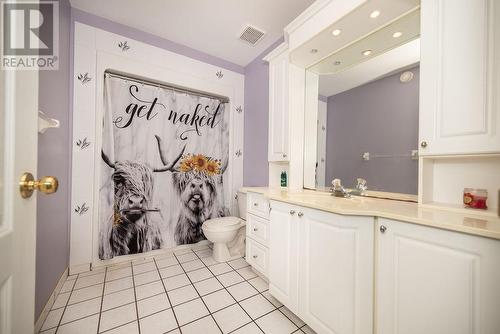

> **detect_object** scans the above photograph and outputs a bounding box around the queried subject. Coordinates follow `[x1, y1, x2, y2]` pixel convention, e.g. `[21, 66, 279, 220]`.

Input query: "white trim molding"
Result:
[70, 22, 244, 273]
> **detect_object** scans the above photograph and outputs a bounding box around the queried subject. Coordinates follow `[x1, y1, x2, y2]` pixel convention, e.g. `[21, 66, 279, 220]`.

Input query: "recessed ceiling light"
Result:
[332, 29, 342, 36]
[393, 31, 403, 38]
[370, 10, 380, 18]
[310, 48, 318, 54]
[362, 50, 372, 56]
[333, 60, 341, 65]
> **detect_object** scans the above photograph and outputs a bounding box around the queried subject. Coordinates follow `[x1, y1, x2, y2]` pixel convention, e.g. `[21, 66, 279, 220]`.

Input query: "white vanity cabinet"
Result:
[377, 218, 500, 334]
[264, 44, 290, 162]
[298, 207, 374, 334]
[268, 200, 374, 332]
[246, 192, 270, 278]
[268, 201, 299, 312]
[419, 0, 500, 155]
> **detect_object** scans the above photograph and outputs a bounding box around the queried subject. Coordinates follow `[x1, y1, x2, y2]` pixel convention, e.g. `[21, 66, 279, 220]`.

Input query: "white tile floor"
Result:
[39, 245, 317, 334]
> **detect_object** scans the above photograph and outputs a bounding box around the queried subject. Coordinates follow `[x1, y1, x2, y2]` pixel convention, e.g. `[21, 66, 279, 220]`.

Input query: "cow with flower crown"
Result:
[155, 135, 229, 245]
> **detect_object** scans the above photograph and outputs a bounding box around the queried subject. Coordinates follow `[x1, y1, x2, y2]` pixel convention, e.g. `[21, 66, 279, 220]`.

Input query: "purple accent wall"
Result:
[36, 0, 71, 319]
[326, 67, 419, 194]
[243, 38, 284, 186]
[71, 9, 245, 74]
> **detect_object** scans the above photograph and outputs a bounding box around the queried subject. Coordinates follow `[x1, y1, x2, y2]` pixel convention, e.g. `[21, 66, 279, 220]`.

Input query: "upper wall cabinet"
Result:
[265, 44, 290, 162]
[419, 0, 500, 155]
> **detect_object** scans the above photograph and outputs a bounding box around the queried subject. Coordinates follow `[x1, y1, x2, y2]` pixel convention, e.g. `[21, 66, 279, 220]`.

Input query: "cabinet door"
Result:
[419, 0, 500, 155]
[268, 49, 290, 162]
[298, 208, 374, 334]
[268, 200, 298, 312]
[377, 218, 500, 334]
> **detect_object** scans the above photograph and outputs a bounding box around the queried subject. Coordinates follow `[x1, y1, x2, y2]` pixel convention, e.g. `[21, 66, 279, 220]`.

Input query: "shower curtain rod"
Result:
[105, 70, 230, 103]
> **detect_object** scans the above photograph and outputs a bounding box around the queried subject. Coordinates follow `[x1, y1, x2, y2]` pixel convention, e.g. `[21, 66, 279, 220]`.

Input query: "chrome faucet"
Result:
[331, 179, 351, 198]
[354, 178, 368, 195]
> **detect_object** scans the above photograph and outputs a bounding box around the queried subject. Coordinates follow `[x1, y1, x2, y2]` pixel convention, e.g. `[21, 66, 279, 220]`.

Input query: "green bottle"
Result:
[280, 171, 287, 187]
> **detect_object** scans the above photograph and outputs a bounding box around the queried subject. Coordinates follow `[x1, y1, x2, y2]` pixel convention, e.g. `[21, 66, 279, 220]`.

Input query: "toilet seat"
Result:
[203, 217, 243, 232]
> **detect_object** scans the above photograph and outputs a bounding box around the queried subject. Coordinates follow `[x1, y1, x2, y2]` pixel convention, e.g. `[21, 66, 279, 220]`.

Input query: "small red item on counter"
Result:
[463, 188, 488, 210]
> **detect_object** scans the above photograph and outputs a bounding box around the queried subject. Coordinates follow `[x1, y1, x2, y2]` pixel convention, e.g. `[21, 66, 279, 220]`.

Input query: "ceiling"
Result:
[69, 0, 315, 67]
[318, 39, 420, 97]
[290, 0, 420, 68]
[310, 9, 420, 75]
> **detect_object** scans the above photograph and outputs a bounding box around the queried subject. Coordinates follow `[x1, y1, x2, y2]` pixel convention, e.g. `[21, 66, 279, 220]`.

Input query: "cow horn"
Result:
[101, 150, 115, 169]
[153, 135, 186, 172]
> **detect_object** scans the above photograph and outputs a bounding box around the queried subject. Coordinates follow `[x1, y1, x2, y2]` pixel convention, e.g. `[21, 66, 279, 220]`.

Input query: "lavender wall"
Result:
[36, 0, 71, 319]
[243, 38, 284, 186]
[325, 67, 419, 194]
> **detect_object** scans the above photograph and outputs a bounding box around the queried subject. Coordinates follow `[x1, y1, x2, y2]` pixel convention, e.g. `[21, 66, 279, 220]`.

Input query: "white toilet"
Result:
[202, 191, 247, 262]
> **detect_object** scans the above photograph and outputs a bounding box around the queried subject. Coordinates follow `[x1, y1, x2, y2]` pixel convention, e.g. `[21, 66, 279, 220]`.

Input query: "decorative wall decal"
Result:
[235, 149, 242, 157]
[76, 137, 91, 150]
[118, 41, 130, 52]
[99, 75, 230, 260]
[77, 73, 91, 84]
[215, 70, 224, 79]
[236, 106, 243, 114]
[322, 126, 326, 131]
[75, 203, 89, 216]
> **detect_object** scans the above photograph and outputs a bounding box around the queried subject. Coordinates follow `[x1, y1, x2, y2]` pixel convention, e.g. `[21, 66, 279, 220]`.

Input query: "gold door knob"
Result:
[19, 172, 59, 198]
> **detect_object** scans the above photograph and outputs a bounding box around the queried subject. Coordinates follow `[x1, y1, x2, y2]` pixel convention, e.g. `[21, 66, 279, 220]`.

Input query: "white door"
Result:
[298, 208, 374, 334]
[0, 62, 39, 331]
[268, 48, 290, 162]
[419, 0, 500, 155]
[268, 200, 298, 313]
[377, 218, 500, 334]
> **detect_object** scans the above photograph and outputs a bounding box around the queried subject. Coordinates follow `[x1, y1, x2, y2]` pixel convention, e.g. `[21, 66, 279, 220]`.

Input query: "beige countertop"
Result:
[240, 187, 500, 240]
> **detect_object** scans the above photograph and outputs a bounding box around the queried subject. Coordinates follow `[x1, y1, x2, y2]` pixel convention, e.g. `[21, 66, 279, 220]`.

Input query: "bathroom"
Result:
[1, 0, 500, 333]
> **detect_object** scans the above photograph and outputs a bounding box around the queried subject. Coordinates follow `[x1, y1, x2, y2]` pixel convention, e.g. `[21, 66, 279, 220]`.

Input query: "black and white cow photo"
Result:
[98, 75, 229, 260]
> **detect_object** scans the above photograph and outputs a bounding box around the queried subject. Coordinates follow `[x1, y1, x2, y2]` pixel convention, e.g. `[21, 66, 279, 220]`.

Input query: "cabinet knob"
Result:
[297, 212, 304, 218]
[253, 202, 258, 207]
[290, 210, 296, 215]
[420, 141, 428, 148]
[380, 225, 387, 233]
[283, 153, 287, 158]
[253, 227, 258, 232]
[253, 255, 258, 259]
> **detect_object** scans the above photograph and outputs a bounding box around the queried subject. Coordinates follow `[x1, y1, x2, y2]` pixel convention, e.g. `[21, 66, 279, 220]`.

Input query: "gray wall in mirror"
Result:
[325, 66, 419, 194]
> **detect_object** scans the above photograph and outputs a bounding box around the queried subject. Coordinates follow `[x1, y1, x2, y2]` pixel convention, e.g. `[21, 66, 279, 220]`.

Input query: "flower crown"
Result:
[179, 154, 222, 175]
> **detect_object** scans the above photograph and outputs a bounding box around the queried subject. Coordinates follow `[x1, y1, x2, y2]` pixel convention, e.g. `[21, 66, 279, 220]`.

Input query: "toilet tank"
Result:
[237, 191, 247, 220]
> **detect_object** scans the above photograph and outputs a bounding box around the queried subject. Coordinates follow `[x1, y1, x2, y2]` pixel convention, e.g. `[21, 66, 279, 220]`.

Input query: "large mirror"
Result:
[303, 8, 420, 199]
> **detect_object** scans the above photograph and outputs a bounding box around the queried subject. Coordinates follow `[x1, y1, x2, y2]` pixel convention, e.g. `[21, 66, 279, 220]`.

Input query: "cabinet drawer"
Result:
[247, 214, 269, 246]
[247, 192, 270, 219]
[246, 239, 269, 277]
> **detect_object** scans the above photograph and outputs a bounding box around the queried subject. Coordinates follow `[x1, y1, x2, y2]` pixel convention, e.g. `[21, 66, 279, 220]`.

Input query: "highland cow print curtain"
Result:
[99, 74, 229, 260]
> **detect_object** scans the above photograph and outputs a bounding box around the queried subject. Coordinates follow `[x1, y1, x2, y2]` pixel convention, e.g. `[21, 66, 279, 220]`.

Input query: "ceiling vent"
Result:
[239, 25, 265, 46]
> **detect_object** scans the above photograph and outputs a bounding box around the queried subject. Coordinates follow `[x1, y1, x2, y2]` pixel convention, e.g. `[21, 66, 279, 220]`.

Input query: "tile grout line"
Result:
[52, 273, 80, 333]
[96, 267, 108, 333]
[172, 251, 225, 334]
[46, 245, 307, 334]
[152, 257, 182, 333]
[201, 252, 303, 333]
[192, 250, 267, 334]
[130, 261, 142, 334]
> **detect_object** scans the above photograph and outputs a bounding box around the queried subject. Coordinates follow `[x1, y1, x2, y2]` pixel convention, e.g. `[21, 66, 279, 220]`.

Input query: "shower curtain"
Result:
[98, 74, 230, 260]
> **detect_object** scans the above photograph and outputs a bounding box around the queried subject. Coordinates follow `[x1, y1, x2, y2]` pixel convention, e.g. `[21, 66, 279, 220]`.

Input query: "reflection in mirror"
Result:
[303, 8, 420, 198]
[317, 66, 419, 194]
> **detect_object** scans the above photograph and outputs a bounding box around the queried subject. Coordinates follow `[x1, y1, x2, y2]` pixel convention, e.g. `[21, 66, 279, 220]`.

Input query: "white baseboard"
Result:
[69, 263, 91, 275]
[34, 267, 69, 333]
[73, 240, 213, 272]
